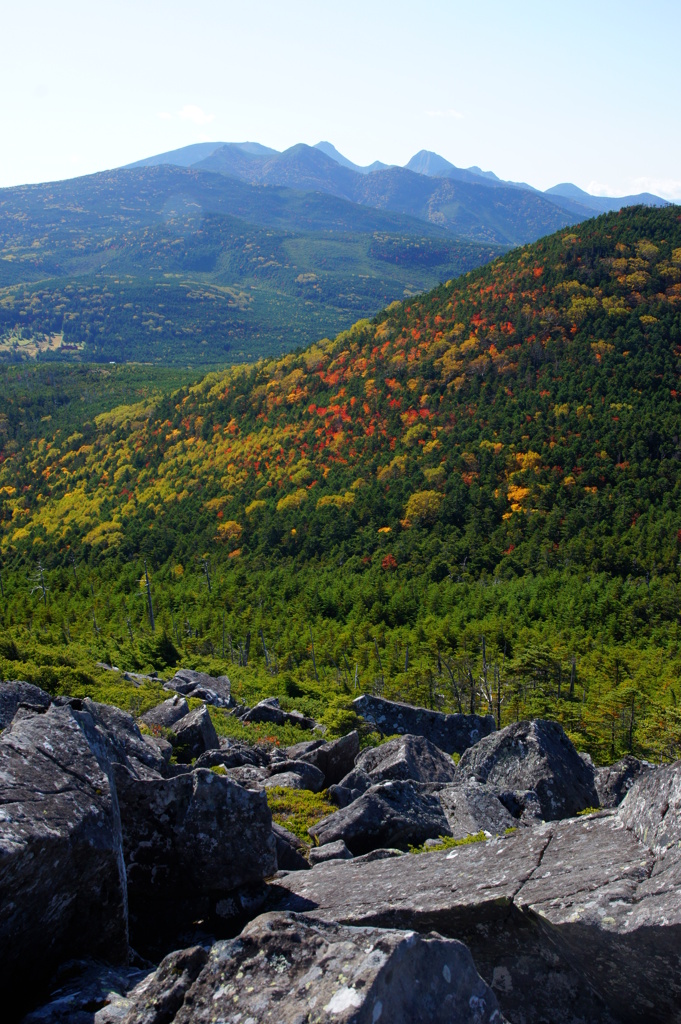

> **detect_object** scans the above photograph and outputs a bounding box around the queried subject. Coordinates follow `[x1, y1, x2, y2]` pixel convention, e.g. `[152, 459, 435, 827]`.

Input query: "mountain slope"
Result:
[194, 143, 593, 246]
[546, 182, 669, 213]
[1, 206, 680, 761]
[0, 164, 501, 363]
[125, 141, 669, 236]
[5, 205, 680, 573]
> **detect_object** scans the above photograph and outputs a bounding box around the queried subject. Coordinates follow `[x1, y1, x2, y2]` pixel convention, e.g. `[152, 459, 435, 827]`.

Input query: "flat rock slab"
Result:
[274, 807, 680, 1024]
[120, 912, 506, 1024]
[353, 694, 494, 755]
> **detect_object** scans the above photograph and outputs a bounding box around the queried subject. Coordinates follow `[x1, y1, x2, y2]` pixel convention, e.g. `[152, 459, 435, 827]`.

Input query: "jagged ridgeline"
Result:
[1, 205, 680, 761]
[0, 165, 502, 364]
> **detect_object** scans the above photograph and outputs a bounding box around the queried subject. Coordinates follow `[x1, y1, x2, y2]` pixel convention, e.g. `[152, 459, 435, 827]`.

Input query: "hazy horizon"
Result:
[2, 0, 680, 199]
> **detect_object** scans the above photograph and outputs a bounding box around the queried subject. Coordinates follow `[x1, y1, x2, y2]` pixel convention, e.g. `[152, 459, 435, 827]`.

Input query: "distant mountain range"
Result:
[0, 142, 670, 368]
[125, 140, 669, 239]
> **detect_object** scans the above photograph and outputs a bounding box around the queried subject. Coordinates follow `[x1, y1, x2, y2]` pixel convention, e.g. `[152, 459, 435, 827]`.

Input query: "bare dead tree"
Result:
[260, 628, 271, 670]
[309, 627, 319, 681]
[374, 638, 384, 685]
[442, 656, 463, 713]
[30, 561, 48, 606]
[143, 559, 155, 633]
[477, 636, 495, 717]
[201, 557, 212, 594]
[467, 666, 476, 715]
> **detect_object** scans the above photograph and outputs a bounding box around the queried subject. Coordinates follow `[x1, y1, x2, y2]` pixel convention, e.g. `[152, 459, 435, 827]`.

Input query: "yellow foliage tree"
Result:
[403, 490, 444, 525]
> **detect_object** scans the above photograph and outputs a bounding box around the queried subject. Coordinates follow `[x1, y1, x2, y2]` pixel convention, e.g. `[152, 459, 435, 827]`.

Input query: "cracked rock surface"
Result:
[458, 718, 600, 820]
[310, 779, 452, 854]
[0, 705, 129, 1011]
[352, 694, 494, 754]
[118, 912, 506, 1024]
[274, 763, 681, 1024]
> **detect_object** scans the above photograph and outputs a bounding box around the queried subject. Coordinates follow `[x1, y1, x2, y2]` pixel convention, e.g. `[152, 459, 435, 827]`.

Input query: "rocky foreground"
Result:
[0, 674, 679, 1023]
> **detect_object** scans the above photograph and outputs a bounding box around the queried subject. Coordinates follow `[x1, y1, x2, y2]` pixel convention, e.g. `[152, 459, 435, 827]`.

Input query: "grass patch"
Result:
[266, 785, 336, 845]
[577, 807, 601, 816]
[208, 706, 318, 748]
[410, 831, 488, 854]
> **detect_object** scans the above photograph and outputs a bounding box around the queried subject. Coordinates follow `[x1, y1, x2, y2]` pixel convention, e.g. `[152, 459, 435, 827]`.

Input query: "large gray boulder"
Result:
[241, 696, 315, 730]
[139, 695, 189, 730]
[97, 945, 208, 1024]
[78, 698, 166, 780]
[276, 763, 681, 1024]
[0, 705, 128, 1006]
[114, 763, 277, 940]
[223, 764, 272, 790]
[310, 779, 452, 855]
[164, 668, 233, 708]
[170, 705, 219, 763]
[354, 733, 458, 786]
[118, 912, 506, 1024]
[618, 758, 681, 853]
[328, 767, 374, 807]
[458, 719, 599, 820]
[266, 758, 326, 792]
[272, 822, 309, 872]
[438, 781, 517, 839]
[0, 680, 51, 731]
[193, 738, 271, 770]
[353, 694, 495, 754]
[22, 962, 151, 1024]
[297, 730, 360, 786]
[308, 839, 353, 865]
[286, 737, 325, 759]
[595, 754, 651, 808]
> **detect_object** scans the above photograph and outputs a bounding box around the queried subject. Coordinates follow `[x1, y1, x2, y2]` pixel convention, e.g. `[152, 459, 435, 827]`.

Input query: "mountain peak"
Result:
[405, 150, 457, 177]
[314, 142, 389, 175]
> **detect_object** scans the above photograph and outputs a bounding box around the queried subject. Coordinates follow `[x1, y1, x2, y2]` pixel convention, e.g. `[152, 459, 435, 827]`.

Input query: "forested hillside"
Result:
[1, 205, 680, 763]
[0, 166, 499, 364]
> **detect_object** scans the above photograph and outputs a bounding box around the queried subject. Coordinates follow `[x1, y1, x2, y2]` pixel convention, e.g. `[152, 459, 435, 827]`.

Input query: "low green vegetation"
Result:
[410, 831, 488, 853]
[265, 786, 336, 844]
[0, 166, 500, 365]
[1, 206, 680, 766]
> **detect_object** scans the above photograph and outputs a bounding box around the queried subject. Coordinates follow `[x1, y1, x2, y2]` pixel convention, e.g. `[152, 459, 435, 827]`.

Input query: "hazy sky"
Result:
[2, 0, 680, 197]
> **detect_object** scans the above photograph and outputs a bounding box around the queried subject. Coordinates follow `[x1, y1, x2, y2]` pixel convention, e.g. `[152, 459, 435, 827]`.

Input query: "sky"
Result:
[2, 0, 680, 198]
